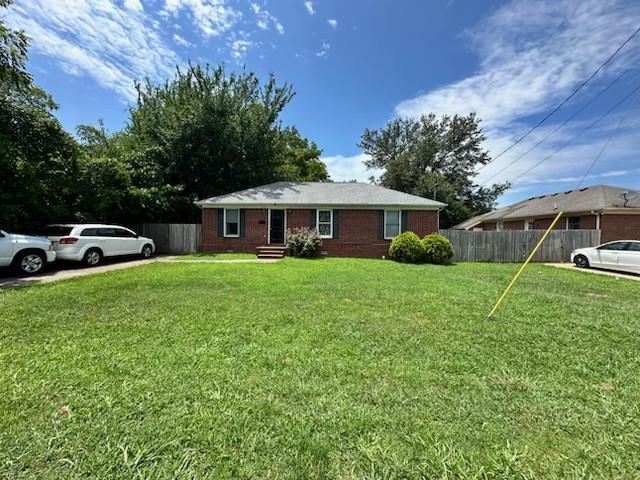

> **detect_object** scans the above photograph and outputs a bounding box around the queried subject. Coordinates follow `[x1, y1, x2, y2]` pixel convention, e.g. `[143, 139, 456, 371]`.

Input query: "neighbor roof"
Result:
[452, 185, 640, 229]
[195, 182, 446, 209]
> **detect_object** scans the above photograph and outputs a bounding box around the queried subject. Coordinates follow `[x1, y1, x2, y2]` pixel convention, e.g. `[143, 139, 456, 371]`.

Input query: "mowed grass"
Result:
[1, 259, 639, 479]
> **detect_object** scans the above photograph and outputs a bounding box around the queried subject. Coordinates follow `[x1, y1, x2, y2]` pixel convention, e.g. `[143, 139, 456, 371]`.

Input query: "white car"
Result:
[45, 224, 155, 266]
[0, 229, 56, 275]
[571, 240, 640, 274]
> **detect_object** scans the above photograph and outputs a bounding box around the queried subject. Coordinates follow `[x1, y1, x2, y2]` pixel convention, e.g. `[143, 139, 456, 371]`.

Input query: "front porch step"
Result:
[256, 245, 287, 259]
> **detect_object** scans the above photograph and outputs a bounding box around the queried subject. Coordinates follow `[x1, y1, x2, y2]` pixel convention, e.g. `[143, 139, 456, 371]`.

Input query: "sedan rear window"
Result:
[627, 243, 640, 252]
[45, 226, 73, 236]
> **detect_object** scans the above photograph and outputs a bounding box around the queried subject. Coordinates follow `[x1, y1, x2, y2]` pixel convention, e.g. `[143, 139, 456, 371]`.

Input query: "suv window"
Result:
[97, 228, 117, 237]
[81, 228, 100, 236]
[45, 226, 73, 236]
[114, 228, 136, 238]
[598, 242, 630, 251]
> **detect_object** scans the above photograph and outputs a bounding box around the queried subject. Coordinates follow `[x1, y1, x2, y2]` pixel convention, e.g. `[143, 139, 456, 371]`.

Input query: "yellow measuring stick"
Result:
[487, 210, 564, 319]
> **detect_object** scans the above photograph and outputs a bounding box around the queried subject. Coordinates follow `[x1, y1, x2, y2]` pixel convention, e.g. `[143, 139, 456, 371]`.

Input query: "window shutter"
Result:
[378, 210, 385, 239]
[401, 210, 408, 233]
[309, 209, 317, 229]
[217, 208, 224, 237]
[239, 209, 246, 238]
[332, 209, 340, 239]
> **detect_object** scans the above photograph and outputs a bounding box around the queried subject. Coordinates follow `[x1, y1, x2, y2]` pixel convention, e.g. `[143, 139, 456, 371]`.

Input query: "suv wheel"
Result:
[15, 251, 45, 275]
[83, 249, 102, 267]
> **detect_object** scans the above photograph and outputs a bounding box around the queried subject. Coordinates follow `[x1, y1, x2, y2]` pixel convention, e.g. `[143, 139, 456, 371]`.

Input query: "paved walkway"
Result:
[0, 257, 162, 289]
[545, 263, 640, 282]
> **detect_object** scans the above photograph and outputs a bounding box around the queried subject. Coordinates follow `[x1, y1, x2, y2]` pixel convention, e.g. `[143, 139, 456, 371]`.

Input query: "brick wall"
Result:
[504, 220, 523, 230]
[202, 208, 439, 258]
[600, 214, 640, 243]
[202, 208, 268, 253]
[477, 215, 598, 231]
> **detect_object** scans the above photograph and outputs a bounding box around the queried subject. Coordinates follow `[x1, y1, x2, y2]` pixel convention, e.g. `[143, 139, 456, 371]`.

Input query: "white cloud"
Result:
[4, 0, 179, 102]
[321, 153, 383, 182]
[394, 0, 640, 190]
[316, 40, 330, 57]
[396, 0, 640, 128]
[173, 33, 193, 47]
[304, 1, 315, 15]
[123, 0, 143, 12]
[250, 3, 284, 34]
[327, 18, 337, 29]
[162, 0, 241, 38]
[228, 32, 254, 60]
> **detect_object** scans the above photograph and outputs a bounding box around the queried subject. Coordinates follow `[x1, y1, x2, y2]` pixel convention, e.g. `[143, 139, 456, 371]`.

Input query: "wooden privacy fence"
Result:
[439, 229, 601, 263]
[135, 223, 202, 254]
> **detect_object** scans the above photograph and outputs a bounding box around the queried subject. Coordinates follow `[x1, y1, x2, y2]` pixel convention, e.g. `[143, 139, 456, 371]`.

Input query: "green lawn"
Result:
[1, 259, 639, 479]
[173, 252, 257, 260]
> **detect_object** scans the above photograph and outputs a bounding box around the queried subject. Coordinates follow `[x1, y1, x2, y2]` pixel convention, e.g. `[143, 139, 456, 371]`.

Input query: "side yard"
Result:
[1, 259, 639, 478]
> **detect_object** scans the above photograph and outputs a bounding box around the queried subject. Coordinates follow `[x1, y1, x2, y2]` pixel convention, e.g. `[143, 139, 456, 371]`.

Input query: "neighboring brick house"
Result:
[452, 185, 640, 243]
[195, 182, 445, 258]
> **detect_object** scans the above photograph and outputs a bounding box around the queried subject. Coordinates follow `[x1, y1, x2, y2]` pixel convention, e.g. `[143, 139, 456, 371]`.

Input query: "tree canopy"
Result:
[0, 0, 328, 232]
[360, 113, 508, 228]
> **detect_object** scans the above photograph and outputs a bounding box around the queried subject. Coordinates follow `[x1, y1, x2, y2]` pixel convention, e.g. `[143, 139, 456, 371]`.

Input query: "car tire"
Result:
[574, 254, 589, 269]
[141, 244, 153, 259]
[13, 250, 45, 276]
[83, 248, 103, 267]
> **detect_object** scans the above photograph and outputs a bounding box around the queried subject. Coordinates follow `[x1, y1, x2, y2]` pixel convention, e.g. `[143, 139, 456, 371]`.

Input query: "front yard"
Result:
[1, 259, 639, 478]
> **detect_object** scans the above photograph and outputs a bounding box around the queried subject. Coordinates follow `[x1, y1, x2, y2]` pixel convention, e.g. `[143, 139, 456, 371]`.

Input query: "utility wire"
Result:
[479, 25, 640, 170]
[575, 92, 640, 189]
[507, 82, 640, 184]
[479, 66, 635, 187]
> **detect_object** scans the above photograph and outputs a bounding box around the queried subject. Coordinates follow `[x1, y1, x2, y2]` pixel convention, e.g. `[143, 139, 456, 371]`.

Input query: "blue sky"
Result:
[4, 0, 640, 206]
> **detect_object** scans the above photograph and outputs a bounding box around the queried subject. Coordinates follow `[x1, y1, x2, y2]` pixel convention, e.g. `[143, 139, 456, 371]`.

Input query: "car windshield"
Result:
[45, 226, 73, 236]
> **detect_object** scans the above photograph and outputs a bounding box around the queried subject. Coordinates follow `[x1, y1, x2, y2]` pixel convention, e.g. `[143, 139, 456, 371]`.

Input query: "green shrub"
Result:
[422, 233, 454, 264]
[286, 227, 322, 257]
[388, 231, 425, 264]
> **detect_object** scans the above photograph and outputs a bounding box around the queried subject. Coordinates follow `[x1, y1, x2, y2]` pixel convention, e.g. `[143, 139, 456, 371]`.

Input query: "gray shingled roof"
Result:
[453, 185, 640, 229]
[195, 182, 446, 209]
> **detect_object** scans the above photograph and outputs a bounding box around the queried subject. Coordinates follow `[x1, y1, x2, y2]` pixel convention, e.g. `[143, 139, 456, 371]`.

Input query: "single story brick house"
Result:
[452, 185, 640, 243]
[195, 181, 446, 257]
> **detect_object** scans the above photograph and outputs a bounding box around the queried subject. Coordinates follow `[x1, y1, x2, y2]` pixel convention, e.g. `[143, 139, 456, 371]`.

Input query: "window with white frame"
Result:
[224, 208, 240, 237]
[317, 209, 333, 238]
[384, 210, 401, 239]
[496, 221, 504, 231]
[524, 219, 535, 230]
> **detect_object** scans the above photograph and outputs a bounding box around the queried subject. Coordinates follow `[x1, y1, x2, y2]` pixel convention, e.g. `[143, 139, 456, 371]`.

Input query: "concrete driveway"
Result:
[546, 263, 640, 282]
[0, 257, 162, 289]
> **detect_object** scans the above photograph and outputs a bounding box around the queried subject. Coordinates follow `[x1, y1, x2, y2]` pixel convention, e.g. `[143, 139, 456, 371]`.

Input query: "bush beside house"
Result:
[388, 231, 454, 265]
[422, 233, 454, 264]
[286, 227, 322, 257]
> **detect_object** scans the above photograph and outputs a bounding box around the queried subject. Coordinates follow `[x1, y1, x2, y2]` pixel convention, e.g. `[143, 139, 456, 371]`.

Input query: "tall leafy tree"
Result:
[0, 0, 30, 90]
[276, 127, 328, 181]
[0, 0, 81, 232]
[360, 113, 508, 228]
[126, 64, 328, 222]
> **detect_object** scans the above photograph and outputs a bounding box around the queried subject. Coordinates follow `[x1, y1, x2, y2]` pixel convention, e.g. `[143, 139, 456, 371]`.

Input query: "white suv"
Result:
[0, 229, 56, 275]
[45, 224, 155, 266]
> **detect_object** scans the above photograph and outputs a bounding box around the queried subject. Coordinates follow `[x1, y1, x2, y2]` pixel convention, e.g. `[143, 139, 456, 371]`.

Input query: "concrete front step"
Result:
[256, 245, 287, 259]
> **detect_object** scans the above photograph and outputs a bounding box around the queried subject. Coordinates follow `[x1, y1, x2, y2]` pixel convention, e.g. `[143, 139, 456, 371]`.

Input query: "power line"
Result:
[479, 25, 640, 170]
[507, 82, 640, 184]
[479, 66, 635, 187]
[575, 93, 640, 189]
